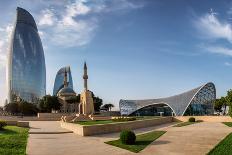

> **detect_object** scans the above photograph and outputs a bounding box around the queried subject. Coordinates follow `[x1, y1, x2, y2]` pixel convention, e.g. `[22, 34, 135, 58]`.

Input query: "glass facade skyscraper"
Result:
[53, 66, 73, 96]
[7, 7, 46, 103]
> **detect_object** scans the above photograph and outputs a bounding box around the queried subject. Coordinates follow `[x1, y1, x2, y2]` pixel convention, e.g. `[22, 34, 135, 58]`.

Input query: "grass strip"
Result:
[207, 133, 232, 155]
[75, 116, 162, 126]
[0, 126, 29, 155]
[222, 122, 232, 127]
[173, 121, 201, 127]
[105, 130, 166, 153]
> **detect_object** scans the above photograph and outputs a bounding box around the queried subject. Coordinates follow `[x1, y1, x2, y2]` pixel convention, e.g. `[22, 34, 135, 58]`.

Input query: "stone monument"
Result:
[78, 62, 95, 115]
[62, 62, 111, 122]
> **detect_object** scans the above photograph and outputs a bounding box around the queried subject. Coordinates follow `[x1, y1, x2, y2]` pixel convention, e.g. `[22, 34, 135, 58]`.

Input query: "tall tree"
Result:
[214, 97, 227, 114]
[66, 94, 80, 104]
[102, 103, 115, 111]
[227, 90, 232, 117]
[39, 95, 61, 112]
[18, 101, 38, 115]
[4, 102, 19, 114]
[91, 92, 103, 112]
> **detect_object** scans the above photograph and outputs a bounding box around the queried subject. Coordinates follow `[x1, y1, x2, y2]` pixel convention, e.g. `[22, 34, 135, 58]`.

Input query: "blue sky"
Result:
[1, 0, 232, 109]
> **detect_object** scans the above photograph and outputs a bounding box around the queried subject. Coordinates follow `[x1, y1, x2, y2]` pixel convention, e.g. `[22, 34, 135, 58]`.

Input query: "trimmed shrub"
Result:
[188, 117, 195, 122]
[120, 130, 136, 145]
[0, 120, 7, 130]
[112, 117, 136, 122]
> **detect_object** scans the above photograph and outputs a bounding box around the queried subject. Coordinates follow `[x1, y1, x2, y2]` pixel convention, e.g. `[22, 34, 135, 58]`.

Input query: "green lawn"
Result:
[173, 121, 200, 127]
[222, 122, 232, 127]
[105, 131, 166, 153]
[75, 116, 161, 126]
[76, 120, 114, 125]
[0, 126, 29, 155]
[207, 133, 232, 155]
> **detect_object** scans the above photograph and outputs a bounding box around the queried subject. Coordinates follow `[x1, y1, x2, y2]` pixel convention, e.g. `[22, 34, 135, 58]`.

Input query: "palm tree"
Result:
[108, 103, 114, 111]
[102, 103, 115, 111]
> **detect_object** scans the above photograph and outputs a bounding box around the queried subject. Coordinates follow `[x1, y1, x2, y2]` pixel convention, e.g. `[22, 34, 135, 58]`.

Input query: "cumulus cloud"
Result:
[36, 0, 144, 48]
[194, 9, 232, 60]
[194, 11, 232, 43]
[38, 9, 56, 26]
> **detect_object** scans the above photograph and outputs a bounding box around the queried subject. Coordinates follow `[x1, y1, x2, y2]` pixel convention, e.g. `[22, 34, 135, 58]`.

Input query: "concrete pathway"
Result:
[26, 121, 232, 155]
[26, 121, 175, 155]
[140, 122, 232, 155]
[29, 121, 72, 134]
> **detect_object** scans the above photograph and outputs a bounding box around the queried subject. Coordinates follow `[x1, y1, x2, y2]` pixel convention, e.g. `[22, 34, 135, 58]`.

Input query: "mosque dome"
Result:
[58, 87, 76, 96]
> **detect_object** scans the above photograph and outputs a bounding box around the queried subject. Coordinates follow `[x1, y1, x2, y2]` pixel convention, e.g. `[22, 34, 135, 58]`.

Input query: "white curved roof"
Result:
[119, 82, 216, 116]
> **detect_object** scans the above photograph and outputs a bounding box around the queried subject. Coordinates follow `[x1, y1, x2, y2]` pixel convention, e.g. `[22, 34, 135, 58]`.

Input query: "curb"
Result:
[29, 131, 73, 134]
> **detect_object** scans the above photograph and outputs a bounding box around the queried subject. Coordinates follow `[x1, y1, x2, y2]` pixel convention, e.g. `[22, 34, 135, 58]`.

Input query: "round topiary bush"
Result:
[188, 117, 195, 122]
[0, 120, 7, 130]
[120, 130, 136, 145]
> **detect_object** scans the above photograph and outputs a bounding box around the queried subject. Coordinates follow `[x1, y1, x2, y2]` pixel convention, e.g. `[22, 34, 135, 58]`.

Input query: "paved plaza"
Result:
[26, 121, 232, 155]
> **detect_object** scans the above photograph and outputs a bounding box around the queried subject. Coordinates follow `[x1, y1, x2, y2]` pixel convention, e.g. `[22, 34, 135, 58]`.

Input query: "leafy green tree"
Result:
[4, 100, 38, 116]
[18, 101, 38, 115]
[214, 97, 227, 114]
[91, 92, 103, 112]
[66, 94, 80, 104]
[4, 102, 19, 114]
[102, 103, 115, 111]
[227, 89, 232, 117]
[39, 95, 61, 112]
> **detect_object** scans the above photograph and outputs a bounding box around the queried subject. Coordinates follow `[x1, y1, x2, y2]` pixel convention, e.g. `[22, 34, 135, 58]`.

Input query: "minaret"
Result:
[78, 61, 95, 116]
[63, 68, 68, 88]
[83, 62, 88, 90]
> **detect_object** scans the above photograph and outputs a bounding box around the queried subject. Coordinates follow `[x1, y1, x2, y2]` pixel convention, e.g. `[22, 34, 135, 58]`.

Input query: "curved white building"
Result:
[119, 82, 216, 116]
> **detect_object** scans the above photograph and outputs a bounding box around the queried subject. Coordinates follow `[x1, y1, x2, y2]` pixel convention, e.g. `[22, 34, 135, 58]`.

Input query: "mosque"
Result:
[56, 62, 94, 115]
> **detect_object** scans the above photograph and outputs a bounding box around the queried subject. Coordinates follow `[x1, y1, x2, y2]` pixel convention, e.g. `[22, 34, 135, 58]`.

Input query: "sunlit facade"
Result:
[53, 66, 73, 96]
[119, 82, 216, 116]
[7, 7, 46, 103]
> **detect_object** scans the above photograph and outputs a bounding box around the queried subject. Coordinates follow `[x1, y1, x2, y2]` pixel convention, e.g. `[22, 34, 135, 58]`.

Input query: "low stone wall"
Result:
[61, 122, 84, 135]
[6, 120, 18, 126]
[0, 113, 75, 121]
[17, 121, 29, 127]
[3, 120, 29, 127]
[175, 116, 232, 122]
[37, 113, 75, 121]
[0, 116, 39, 121]
[61, 117, 173, 136]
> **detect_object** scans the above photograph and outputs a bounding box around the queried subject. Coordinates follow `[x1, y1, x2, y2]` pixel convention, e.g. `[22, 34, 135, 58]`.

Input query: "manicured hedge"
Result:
[120, 130, 136, 145]
[188, 117, 195, 122]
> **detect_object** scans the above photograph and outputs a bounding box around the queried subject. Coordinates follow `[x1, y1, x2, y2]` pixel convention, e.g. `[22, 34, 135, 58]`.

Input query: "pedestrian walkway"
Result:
[29, 121, 73, 134]
[140, 122, 232, 155]
[26, 121, 232, 155]
[26, 121, 174, 155]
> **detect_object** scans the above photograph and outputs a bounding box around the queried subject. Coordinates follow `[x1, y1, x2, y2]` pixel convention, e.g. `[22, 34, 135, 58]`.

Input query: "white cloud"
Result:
[62, 1, 90, 26]
[37, 0, 144, 48]
[195, 9, 232, 60]
[53, 19, 97, 47]
[38, 9, 56, 26]
[194, 12, 232, 43]
[202, 45, 232, 57]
